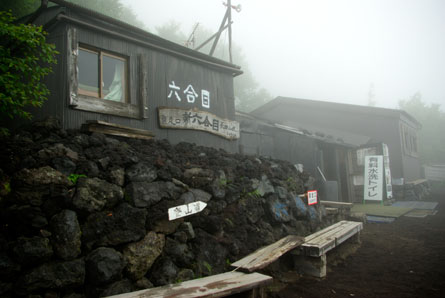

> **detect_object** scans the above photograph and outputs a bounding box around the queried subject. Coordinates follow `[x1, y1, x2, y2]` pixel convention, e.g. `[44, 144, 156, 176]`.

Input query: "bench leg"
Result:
[250, 286, 267, 298]
[352, 231, 361, 244]
[233, 287, 267, 298]
[293, 254, 327, 278]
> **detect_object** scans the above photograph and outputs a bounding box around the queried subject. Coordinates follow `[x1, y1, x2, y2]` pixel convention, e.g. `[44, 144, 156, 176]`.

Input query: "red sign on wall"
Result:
[307, 190, 318, 205]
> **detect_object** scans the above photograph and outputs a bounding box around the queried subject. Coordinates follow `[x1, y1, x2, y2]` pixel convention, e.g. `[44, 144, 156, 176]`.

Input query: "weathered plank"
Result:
[138, 54, 149, 119]
[301, 221, 363, 257]
[105, 271, 272, 298]
[67, 27, 78, 107]
[302, 221, 345, 243]
[82, 120, 154, 140]
[405, 178, 428, 186]
[231, 235, 304, 272]
[324, 207, 339, 215]
[73, 95, 141, 119]
[320, 200, 353, 208]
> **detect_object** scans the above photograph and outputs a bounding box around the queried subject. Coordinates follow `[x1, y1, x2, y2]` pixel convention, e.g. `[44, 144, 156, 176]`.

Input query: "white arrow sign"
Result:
[168, 201, 207, 221]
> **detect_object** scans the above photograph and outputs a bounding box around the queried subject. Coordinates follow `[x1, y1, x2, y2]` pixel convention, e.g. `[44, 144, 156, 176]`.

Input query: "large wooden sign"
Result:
[364, 155, 384, 201]
[158, 107, 240, 140]
[168, 201, 207, 221]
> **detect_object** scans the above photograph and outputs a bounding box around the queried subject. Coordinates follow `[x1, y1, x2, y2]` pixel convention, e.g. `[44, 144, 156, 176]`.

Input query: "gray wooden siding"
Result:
[258, 104, 413, 179]
[237, 116, 320, 177]
[33, 18, 238, 152]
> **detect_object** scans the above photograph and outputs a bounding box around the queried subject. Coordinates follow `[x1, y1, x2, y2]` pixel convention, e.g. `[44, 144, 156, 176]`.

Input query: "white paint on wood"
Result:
[168, 201, 207, 221]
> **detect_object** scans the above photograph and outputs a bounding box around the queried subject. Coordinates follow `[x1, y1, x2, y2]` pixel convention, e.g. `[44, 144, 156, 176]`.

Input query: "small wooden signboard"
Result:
[168, 201, 207, 221]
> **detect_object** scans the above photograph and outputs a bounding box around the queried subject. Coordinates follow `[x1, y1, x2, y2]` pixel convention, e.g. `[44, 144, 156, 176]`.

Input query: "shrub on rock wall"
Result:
[0, 11, 58, 135]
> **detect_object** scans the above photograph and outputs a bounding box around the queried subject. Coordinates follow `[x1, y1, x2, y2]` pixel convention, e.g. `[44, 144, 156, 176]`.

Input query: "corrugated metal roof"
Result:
[236, 111, 367, 147]
[274, 123, 370, 147]
[252, 96, 422, 129]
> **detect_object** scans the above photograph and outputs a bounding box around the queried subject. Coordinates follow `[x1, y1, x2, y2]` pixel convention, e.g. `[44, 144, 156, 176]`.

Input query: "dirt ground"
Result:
[273, 192, 445, 298]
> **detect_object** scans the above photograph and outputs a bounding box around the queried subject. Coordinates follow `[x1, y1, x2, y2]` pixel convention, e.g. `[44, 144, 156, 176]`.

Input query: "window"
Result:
[67, 28, 148, 119]
[78, 47, 128, 102]
[400, 124, 418, 157]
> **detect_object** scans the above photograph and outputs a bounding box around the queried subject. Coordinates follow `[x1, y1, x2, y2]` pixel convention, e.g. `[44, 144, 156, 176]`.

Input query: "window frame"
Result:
[77, 45, 129, 102]
[67, 28, 148, 119]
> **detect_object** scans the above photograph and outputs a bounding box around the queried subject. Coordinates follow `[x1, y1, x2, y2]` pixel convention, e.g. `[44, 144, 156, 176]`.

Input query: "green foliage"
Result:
[0, 11, 58, 122]
[218, 178, 228, 187]
[241, 188, 261, 200]
[1, 181, 11, 196]
[123, 192, 132, 203]
[247, 189, 261, 199]
[399, 92, 445, 164]
[285, 176, 301, 193]
[224, 218, 234, 228]
[0, 127, 10, 137]
[202, 261, 212, 274]
[67, 173, 86, 184]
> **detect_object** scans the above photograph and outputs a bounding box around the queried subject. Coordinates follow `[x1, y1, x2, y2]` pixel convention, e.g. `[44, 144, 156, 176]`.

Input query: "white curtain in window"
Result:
[105, 63, 124, 101]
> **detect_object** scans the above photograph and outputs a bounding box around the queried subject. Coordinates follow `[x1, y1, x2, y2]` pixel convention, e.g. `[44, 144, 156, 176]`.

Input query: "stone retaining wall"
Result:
[0, 118, 338, 297]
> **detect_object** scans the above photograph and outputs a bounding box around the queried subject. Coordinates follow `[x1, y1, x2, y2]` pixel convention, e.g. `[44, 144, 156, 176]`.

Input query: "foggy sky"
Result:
[122, 0, 445, 110]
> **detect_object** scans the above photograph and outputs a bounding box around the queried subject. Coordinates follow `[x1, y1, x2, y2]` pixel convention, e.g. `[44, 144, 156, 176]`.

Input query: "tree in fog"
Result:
[399, 92, 445, 164]
[0, 0, 40, 18]
[155, 21, 272, 112]
[1, 0, 145, 29]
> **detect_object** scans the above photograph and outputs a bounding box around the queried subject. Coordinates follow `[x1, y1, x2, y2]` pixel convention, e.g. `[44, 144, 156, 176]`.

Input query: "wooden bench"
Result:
[105, 271, 272, 298]
[293, 220, 363, 277]
[406, 178, 428, 186]
[321, 200, 353, 216]
[231, 235, 304, 272]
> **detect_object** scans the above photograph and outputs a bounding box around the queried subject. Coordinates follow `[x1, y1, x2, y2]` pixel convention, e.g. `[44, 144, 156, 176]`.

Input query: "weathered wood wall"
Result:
[17, 8, 239, 153]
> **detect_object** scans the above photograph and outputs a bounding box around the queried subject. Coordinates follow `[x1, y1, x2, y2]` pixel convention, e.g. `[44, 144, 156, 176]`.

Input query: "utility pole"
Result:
[227, 0, 233, 63]
[196, 1, 241, 63]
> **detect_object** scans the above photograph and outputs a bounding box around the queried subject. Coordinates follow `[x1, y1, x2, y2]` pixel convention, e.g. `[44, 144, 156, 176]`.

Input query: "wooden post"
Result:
[67, 27, 78, 107]
[228, 0, 233, 63]
[210, 7, 229, 56]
